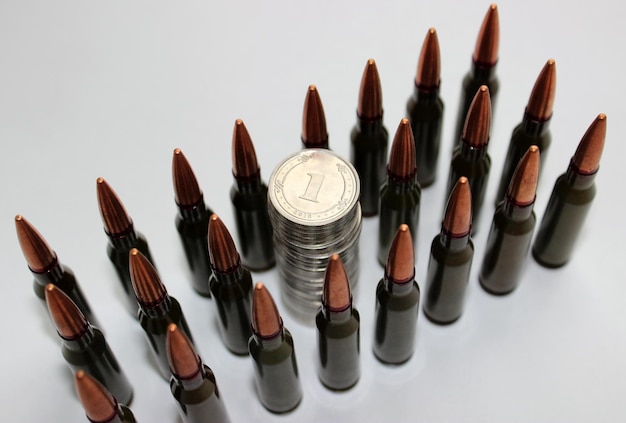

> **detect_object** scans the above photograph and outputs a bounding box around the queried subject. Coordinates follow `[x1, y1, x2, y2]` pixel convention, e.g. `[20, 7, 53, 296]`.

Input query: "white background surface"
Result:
[1, 1, 625, 422]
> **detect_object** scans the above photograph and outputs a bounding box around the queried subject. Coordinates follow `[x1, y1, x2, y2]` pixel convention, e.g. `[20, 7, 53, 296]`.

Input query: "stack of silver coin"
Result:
[268, 149, 362, 321]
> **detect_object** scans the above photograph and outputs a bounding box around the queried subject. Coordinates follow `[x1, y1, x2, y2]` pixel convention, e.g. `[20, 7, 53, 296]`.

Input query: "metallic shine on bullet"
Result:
[350, 59, 389, 217]
[316, 254, 360, 390]
[231, 119, 275, 271]
[446, 85, 491, 233]
[208, 214, 253, 355]
[129, 248, 195, 380]
[494, 59, 556, 205]
[407, 28, 445, 188]
[377, 118, 421, 265]
[97, 177, 155, 315]
[424, 177, 474, 324]
[75, 370, 137, 423]
[45, 284, 133, 405]
[15, 215, 101, 329]
[480, 146, 540, 294]
[167, 324, 231, 423]
[532, 114, 606, 267]
[172, 148, 214, 297]
[249, 282, 302, 413]
[453, 4, 500, 147]
[373, 224, 420, 364]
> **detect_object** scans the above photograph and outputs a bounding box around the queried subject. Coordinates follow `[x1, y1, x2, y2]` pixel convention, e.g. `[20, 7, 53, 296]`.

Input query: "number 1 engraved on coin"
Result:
[299, 173, 325, 203]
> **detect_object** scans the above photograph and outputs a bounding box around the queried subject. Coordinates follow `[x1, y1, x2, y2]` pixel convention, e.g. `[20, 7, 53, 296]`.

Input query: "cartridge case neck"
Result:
[460, 141, 488, 162]
[566, 163, 597, 190]
[356, 116, 384, 134]
[107, 227, 138, 250]
[383, 273, 416, 296]
[501, 198, 535, 221]
[211, 264, 245, 284]
[521, 110, 551, 136]
[138, 295, 172, 318]
[61, 325, 96, 350]
[173, 364, 206, 391]
[322, 304, 352, 324]
[177, 197, 208, 222]
[439, 231, 471, 250]
[415, 86, 441, 102]
[471, 61, 497, 81]
[253, 329, 285, 350]
[234, 172, 263, 194]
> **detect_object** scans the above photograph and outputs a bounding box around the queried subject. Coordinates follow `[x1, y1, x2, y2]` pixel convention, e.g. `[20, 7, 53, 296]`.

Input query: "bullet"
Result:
[208, 214, 253, 355]
[480, 146, 540, 295]
[129, 248, 195, 380]
[249, 282, 302, 413]
[377, 118, 421, 265]
[230, 119, 275, 271]
[494, 59, 556, 204]
[316, 254, 360, 390]
[453, 4, 499, 147]
[45, 284, 133, 405]
[445, 85, 491, 233]
[172, 148, 214, 297]
[424, 177, 474, 324]
[96, 177, 155, 315]
[407, 28, 445, 188]
[350, 59, 389, 216]
[75, 370, 137, 423]
[302, 84, 329, 149]
[373, 224, 420, 364]
[532, 114, 607, 267]
[167, 324, 231, 423]
[15, 215, 101, 328]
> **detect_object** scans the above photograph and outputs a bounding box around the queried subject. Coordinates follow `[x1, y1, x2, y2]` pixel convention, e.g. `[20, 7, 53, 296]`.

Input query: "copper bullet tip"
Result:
[232, 118, 261, 180]
[251, 282, 282, 339]
[416, 27, 441, 91]
[45, 283, 89, 340]
[75, 370, 118, 422]
[172, 148, 203, 208]
[357, 59, 384, 120]
[572, 113, 607, 175]
[388, 118, 417, 180]
[526, 59, 557, 121]
[322, 254, 352, 312]
[461, 85, 491, 148]
[385, 224, 415, 284]
[129, 248, 167, 308]
[96, 177, 133, 236]
[14, 215, 57, 273]
[302, 84, 329, 148]
[442, 177, 473, 237]
[166, 323, 201, 381]
[507, 145, 540, 206]
[473, 3, 499, 66]
[208, 214, 241, 272]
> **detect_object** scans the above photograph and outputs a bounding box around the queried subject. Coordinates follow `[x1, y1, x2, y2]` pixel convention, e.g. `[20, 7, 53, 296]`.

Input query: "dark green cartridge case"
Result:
[173, 148, 213, 297]
[45, 284, 133, 406]
[350, 59, 388, 217]
[373, 224, 420, 365]
[445, 85, 491, 233]
[97, 177, 155, 316]
[377, 118, 421, 265]
[231, 119, 275, 271]
[532, 114, 606, 268]
[130, 248, 195, 379]
[167, 324, 231, 423]
[316, 254, 360, 390]
[480, 146, 540, 295]
[209, 214, 253, 355]
[494, 59, 556, 205]
[424, 177, 474, 324]
[249, 283, 302, 413]
[452, 4, 499, 148]
[15, 215, 101, 329]
[407, 28, 444, 188]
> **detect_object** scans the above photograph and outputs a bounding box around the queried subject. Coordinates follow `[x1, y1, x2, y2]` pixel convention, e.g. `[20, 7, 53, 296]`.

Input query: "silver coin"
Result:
[268, 149, 360, 227]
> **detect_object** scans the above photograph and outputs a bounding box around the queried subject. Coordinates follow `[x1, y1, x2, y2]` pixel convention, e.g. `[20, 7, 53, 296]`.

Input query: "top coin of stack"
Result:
[268, 149, 362, 322]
